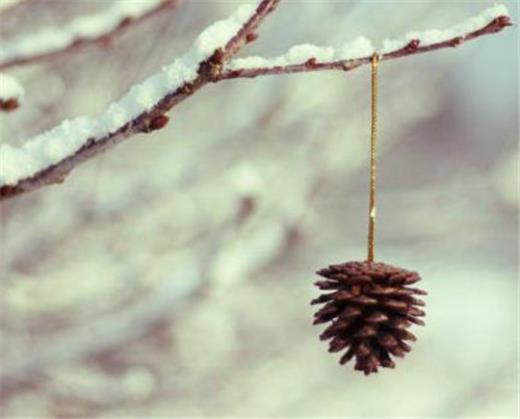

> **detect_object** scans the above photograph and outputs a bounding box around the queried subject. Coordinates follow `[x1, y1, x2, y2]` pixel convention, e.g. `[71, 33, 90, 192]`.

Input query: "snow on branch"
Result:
[0, 72, 24, 112]
[221, 4, 511, 79]
[0, 0, 280, 200]
[0, 2, 511, 202]
[0, 0, 179, 69]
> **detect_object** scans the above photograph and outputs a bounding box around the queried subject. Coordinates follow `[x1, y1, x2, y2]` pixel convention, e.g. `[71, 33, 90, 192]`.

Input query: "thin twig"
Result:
[0, 0, 180, 70]
[219, 15, 512, 80]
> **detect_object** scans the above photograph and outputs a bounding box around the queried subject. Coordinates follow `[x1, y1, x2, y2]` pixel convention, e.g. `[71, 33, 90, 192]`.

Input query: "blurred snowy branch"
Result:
[0, 0, 26, 15]
[0, 0, 179, 70]
[0, 0, 178, 117]
[0, 256, 204, 397]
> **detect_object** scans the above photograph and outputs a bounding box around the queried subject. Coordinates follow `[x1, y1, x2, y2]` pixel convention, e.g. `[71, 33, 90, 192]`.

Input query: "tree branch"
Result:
[220, 9, 512, 80]
[0, 3, 511, 202]
[0, 0, 180, 70]
[0, 0, 280, 201]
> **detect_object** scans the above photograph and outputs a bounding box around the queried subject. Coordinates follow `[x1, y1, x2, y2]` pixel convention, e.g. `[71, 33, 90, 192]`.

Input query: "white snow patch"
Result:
[227, 36, 374, 70]
[0, 2, 258, 186]
[195, 4, 255, 57]
[382, 4, 509, 53]
[337, 36, 375, 60]
[0, 72, 24, 102]
[0, 145, 39, 184]
[0, 0, 167, 65]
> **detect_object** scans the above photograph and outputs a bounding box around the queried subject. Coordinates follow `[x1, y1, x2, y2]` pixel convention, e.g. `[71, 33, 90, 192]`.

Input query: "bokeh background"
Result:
[0, 0, 518, 417]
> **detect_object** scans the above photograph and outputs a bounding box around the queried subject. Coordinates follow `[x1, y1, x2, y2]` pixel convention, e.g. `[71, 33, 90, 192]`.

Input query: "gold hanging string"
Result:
[367, 53, 379, 262]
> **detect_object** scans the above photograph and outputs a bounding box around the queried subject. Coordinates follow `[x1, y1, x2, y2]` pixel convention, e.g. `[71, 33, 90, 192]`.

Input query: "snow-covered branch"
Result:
[0, 0, 179, 69]
[0, 72, 24, 112]
[220, 4, 511, 80]
[0, 2, 511, 202]
[0, 0, 280, 200]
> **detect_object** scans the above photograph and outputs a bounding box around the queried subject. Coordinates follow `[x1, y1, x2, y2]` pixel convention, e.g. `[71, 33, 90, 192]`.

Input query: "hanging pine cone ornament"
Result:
[312, 261, 427, 375]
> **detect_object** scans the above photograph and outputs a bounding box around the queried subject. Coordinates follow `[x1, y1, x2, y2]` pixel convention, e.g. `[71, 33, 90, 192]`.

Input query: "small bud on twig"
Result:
[148, 115, 170, 132]
[449, 37, 463, 47]
[246, 33, 258, 43]
[305, 57, 317, 68]
[0, 98, 19, 112]
[181, 83, 193, 95]
[404, 39, 420, 52]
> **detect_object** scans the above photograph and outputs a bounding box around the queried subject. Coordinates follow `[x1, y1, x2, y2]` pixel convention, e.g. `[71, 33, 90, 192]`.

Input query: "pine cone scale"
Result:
[406, 316, 425, 326]
[365, 311, 388, 323]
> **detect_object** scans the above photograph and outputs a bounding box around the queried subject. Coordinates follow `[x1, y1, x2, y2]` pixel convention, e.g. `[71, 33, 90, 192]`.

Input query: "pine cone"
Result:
[312, 261, 426, 375]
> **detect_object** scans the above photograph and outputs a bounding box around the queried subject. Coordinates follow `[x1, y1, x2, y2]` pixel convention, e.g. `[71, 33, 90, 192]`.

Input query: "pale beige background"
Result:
[0, 0, 518, 417]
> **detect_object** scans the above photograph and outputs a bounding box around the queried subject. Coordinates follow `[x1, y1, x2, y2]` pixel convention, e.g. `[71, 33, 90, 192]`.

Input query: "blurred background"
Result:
[0, 0, 518, 417]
